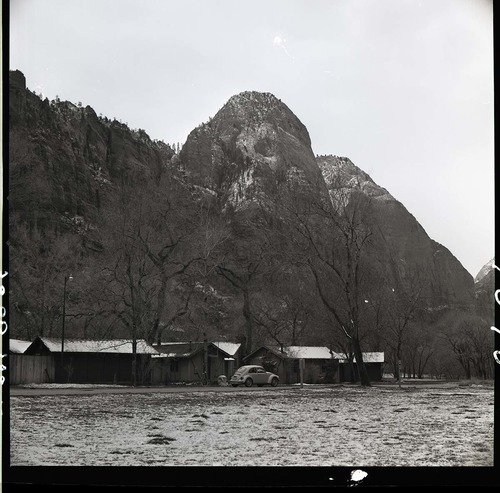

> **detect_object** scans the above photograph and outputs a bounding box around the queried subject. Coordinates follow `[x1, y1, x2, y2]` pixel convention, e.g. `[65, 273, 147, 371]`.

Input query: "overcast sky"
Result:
[9, 0, 494, 277]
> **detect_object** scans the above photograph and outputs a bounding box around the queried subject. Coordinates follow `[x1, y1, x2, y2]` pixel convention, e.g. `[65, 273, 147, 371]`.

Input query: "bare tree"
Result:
[215, 209, 279, 356]
[380, 271, 427, 384]
[285, 177, 376, 386]
[441, 313, 494, 380]
[403, 322, 435, 378]
[251, 267, 314, 348]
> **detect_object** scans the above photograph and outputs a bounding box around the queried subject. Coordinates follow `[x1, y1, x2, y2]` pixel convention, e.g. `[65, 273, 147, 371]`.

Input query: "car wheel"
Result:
[245, 378, 253, 387]
[231, 384, 238, 387]
[270, 377, 278, 387]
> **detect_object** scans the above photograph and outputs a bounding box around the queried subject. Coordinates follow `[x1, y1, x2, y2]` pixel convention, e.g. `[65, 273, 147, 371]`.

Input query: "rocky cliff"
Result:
[8, 71, 478, 346]
[317, 155, 475, 310]
[474, 258, 495, 322]
[9, 69, 175, 239]
[179, 91, 475, 313]
[179, 91, 325, 209]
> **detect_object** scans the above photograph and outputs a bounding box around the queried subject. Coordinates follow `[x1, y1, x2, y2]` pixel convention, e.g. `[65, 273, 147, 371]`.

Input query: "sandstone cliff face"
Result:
[474, 258, 495, 321]
[9, 70, 174, 235]
[9, 72, 477, 343]
[179, 91, 325, 209]
[180, 90, 475, 312]
[317, 155, 475, 310]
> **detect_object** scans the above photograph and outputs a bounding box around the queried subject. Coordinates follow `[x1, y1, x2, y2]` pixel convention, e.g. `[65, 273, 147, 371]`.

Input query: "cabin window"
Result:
[170, 360, 179, 372]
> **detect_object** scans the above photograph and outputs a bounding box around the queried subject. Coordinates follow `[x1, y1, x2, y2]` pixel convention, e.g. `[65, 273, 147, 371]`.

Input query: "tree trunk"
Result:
[242, 288, 253, 356]
[150, 318, 160, 345]
[149, 276, 168, 344]
[352, 336, 370, 386]
[132, 333, 137, 387]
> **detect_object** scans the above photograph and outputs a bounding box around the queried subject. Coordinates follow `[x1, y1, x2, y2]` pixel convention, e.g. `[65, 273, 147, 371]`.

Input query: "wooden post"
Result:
[299, 358, 305, 388]
[203, 333, 208, 384]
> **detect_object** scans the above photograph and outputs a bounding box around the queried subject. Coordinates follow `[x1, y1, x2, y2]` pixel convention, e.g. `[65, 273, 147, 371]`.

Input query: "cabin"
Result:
[24, 336, 158, 384]
[338, 352, 385, 382]
[151, 341, 242, 385]
[244, 345, 385, 384]
[243, 346, 340, 384]
[9, 338, 57, 385]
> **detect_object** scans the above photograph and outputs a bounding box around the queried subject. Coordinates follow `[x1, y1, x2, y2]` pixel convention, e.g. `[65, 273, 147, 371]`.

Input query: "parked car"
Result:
[229, 365, 279, 388]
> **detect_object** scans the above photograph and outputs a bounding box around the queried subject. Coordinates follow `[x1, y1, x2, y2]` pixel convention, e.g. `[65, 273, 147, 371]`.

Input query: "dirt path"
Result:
[6, 380, 467, 396]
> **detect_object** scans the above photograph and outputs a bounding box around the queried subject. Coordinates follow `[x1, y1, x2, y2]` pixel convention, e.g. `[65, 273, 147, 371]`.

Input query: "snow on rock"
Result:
[236, 123, 278, 168]
[474, 257, 495, 283]
[317, 155, 394, 203]
[224, 91, 284, 122]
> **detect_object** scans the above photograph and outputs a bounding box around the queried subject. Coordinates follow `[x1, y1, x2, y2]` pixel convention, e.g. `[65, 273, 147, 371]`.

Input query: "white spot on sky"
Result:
[273, 35, 284, 46]
[273, 35, 294, 59]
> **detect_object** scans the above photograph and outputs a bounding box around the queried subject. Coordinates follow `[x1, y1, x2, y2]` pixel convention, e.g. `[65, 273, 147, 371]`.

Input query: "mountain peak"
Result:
[475, 258, 495, 283]
[210, 90, 312, 152]
[180, 91, 320, 203]
[225, 91, 282, 110]
[218, 90, 299, 123]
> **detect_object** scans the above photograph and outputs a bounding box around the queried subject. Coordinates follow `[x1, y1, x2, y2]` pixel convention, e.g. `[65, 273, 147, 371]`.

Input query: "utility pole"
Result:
[61, 274, 73, 382]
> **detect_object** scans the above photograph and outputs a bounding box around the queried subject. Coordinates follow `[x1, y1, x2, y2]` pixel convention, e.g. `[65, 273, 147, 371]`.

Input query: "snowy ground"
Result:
[9, 384, 494, 467]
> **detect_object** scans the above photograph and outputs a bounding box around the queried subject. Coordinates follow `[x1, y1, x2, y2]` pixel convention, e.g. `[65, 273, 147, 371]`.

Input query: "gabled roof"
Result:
[30, 337, 158, 354]
[245, 345, 384, 363]
[243, 345, 286, 361]
[280, 346, 336, 359]
[244, 345, 337, 361]
[152, 341, 242, 359]
[211, 342, 241, 357]
[9, 339, 32, 354]
[153, 342, 204, 358]
[338, 352, 385, 363]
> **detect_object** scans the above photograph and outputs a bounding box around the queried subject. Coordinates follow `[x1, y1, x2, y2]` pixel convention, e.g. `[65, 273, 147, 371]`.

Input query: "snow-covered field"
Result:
[9, 384, 494, 467]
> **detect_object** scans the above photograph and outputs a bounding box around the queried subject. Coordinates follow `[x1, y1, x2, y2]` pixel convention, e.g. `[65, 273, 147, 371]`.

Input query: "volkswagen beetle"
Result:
[229, 365, 279, 387]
